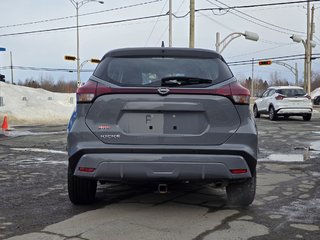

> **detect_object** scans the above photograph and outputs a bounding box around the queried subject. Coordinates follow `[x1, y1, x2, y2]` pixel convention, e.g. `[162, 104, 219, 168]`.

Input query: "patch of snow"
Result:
[309, 141, 320, 151]
[11, 148, 67, 155]
[5, 130, 65, 137]
[259, 154, 304, 162]
[0, 82, 75, 125]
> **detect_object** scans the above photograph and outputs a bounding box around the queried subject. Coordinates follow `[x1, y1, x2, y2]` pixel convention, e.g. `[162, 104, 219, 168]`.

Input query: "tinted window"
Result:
[268, 90, 276, 96]
[276, 88, 306, 97]
[94, 57, 233, 87]
[262, 90, 270, 97]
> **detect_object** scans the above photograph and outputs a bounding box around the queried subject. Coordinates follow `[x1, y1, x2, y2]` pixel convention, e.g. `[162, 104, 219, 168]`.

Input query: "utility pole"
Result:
[69, 0, 104, 88]
[189, 0, 195, 48]
[10, 51, 13, 84]
[251, 58, 254, 97]
[306, 0, 311, 94]
[169, 0, 172, 47]
[308, 4, 315, 94]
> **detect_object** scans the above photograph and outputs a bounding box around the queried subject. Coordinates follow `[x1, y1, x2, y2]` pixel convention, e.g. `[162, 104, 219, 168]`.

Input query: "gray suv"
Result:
[67, 47, 257, 206]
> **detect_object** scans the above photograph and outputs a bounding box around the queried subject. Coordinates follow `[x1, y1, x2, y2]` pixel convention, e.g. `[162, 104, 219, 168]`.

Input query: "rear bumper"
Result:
[71, 151, 254, 182]
[68, 104, 257, 183]
[276, 107, 312, 115]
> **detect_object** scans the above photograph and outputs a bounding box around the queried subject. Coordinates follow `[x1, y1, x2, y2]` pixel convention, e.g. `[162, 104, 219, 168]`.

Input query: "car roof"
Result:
[268, 86, 304, 90]
[102, 47, 223, 60]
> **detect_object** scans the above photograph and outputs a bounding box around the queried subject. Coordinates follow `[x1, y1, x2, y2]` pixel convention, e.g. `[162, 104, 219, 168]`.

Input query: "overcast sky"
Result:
[0, 0, 319, 85]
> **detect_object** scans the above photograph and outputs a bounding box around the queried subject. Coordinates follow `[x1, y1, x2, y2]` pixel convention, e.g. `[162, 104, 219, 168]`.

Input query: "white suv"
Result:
[253, 86, 312, 121]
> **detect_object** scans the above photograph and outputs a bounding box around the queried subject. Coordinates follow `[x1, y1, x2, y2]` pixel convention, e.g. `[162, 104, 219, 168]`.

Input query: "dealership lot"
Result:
[0, 116, 319, 240]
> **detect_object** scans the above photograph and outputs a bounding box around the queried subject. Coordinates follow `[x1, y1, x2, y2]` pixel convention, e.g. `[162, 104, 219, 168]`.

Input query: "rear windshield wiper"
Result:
[161, 76, 212, 87]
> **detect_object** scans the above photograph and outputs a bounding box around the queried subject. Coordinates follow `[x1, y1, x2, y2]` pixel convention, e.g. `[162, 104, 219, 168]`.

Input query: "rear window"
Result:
[276, 88, 306, 97]
[93, 57, 233, 87]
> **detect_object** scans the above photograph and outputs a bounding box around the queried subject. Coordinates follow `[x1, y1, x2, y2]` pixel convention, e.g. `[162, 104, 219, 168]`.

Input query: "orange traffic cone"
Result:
[2, 115, 8, 131]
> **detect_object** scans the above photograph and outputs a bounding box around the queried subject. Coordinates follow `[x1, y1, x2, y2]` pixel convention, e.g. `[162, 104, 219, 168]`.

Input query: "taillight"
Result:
[209, 82, 250, 104]
[77, 80, 98, 103]
[79, 167, 95, 173]
[228, 81, 250, 104]
[77, 80, 131, 103]
[275, 94, 285, 100]
[230, 169, 248, 174]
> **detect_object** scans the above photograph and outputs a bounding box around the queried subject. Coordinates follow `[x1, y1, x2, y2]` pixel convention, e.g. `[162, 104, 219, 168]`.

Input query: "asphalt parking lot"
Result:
[0, 114, 319, 240]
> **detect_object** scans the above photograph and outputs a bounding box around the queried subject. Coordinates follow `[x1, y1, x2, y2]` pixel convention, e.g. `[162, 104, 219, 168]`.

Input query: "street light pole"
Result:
[215, 31, 259, 54]
[290, 36, 316, 94]
[69, 0, 104, 88]
[273, 61, 299, 86]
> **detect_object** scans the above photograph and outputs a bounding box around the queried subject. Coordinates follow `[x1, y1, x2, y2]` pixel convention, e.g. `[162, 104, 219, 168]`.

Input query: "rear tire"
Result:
[253, 105, 260, 118]
[68, 165, 97, 205]
[269, 106, 278, 121]
[226, 172, 256, 207]
[303, 114, 312, 121]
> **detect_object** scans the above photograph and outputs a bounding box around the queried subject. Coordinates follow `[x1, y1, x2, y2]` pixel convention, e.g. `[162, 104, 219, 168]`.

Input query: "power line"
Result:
[228, 53, 305, 64]
[155, 0, 187, 46]
[144, 0, 168, 46]
[1, 54, 318, 72]
[156, 25, 169, 46]
[205, 0, 308, 35]
[0, 66, 93, 72]
[0, 1, 318, 38]
[228, 53, 320, 66]
[226, 43, 295, 59]
[0, 13, 169, 38]
[204, 0, 292, 35]
[1, 0, 317, 34]
[198, 12, 237, 32]
[229, 58, 305, 66]
[0, 0, 164, 29]
[212, 0, 320, 10]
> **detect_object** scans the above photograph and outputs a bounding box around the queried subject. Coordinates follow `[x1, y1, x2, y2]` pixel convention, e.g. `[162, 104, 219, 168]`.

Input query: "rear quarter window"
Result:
[93, 57, 233, 87]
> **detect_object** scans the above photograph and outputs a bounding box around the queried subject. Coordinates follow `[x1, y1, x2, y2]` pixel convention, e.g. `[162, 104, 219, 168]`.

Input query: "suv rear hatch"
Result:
[85, 90, 241, 145]
[80, 80, 250, 146]
[78, 48, 250, 146]
[275, 88, 311, 106]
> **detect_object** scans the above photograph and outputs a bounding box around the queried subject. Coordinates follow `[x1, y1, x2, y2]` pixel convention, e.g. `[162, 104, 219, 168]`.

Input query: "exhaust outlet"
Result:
[158, 184, 168, 194]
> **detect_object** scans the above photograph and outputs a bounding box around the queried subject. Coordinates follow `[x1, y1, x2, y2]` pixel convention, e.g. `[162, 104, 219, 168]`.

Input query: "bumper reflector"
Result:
[230, 169, 248, 174]
[79, 167, 96, 173]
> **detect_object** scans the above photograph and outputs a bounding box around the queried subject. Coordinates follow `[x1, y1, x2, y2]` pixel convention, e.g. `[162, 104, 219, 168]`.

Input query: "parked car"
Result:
[253, 86, 312, 121]
[67, 47, 258, 206]
[313, 95, 320, 105]
[311, 87, 320, 105]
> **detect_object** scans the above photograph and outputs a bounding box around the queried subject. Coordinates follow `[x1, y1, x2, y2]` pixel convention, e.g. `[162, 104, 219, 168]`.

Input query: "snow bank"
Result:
[0, 82, 75, 125]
